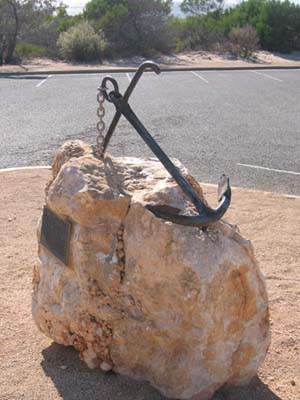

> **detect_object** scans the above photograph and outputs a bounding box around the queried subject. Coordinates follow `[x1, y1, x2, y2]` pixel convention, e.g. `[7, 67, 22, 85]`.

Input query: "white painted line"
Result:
[191, 71, 208, 83]
[126, 73, 131, 83]
[36, 74, 52, 88]
[36, 78, 47, 87]
[0, 165, 51, 173]
[237, 163, 300, 176]
[202, 182, 300, 200]
[251, 70, 283, 82]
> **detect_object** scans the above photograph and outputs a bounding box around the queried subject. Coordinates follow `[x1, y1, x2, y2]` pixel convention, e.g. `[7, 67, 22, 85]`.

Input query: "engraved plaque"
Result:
[40, 206, 71, 265]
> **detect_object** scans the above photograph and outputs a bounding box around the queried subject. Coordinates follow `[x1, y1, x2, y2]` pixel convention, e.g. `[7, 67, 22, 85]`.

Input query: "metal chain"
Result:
[95, 89, 106, 157]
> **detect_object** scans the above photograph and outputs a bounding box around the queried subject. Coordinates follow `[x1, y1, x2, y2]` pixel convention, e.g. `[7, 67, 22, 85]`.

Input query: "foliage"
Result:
[20, 6, 84, 58]
[175, 0, 300, 54]
[220, 0, 300, 53]
[0, 0, 56, 63]
[227, 25, 259, 57]
[14, 42, 46, 58]
[1, 0, 300, 65]
[57, 20, 107, 61]
[180, 0, 224, 16]
[54, 6, 80, 33]
[172, 15, 222, 51]
[84, 0, 173, 55]
[259, 0, 300, 52]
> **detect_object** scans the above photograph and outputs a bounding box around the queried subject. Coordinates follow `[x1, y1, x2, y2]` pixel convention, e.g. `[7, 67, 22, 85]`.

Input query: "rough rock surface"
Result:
[32, 140, 270, 400]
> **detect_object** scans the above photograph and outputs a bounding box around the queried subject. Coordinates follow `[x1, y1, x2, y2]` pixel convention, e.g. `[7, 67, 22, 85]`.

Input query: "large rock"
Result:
[32, 140, 270, 400]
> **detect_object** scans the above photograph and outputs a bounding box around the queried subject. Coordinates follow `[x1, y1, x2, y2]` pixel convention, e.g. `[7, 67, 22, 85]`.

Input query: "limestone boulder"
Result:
[32, 140, 270, 400]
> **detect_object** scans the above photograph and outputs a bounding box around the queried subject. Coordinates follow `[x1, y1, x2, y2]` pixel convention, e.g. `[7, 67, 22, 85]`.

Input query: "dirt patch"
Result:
[0, 168, 299, 400]
[1, 51, 300, 73]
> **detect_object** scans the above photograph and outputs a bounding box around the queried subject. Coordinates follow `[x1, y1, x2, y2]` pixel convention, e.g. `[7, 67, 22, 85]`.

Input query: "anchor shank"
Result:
[110, 94, 208, 214]
[102, 62, 160, 155]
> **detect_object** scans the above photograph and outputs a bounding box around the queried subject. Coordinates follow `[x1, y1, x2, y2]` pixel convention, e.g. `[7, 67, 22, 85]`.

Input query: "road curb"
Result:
[1, 165, 299, 199]
[1, 64, 300, 77]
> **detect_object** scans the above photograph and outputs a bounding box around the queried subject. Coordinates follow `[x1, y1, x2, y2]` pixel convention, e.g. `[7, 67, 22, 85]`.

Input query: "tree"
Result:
[259, 0, 300, 52]
[20, 4, 80, 58]
[172, 14, 222, 51]
[84, 0, 128, 52]
[84, 0, 173, 54]
[220, 0, 300, 52]
[0, 0, 56, 63]
[125, 0, 173, 53]
[180, 0, 224, 16]
[0, 0, 20, 63]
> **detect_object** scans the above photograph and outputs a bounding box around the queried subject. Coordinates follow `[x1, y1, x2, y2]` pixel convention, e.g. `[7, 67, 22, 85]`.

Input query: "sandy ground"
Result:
[1, 51, 300, 73]
[0, 168, 300, 400]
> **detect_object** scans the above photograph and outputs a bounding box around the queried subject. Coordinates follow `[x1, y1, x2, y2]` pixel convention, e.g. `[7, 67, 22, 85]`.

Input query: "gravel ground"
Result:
[0, 168, 299, 400]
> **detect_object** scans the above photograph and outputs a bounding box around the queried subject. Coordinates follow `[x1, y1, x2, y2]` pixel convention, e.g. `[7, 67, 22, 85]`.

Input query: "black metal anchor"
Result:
[99, 61, 231, 228]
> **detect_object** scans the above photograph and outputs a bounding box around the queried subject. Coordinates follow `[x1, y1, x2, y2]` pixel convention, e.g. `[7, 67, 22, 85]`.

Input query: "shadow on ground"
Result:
[41, 343, 281, 400]
[0, 74, 48, 80]
[272, 50, 300, 62]
[41, 343, 165, 400]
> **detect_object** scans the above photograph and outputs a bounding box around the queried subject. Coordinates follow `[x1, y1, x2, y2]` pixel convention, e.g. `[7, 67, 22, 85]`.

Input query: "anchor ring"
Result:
[99, 77, 120, 102]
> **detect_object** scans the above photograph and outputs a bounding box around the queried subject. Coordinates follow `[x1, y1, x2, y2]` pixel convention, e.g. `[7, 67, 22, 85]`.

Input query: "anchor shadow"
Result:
[41, 342, 282, 400]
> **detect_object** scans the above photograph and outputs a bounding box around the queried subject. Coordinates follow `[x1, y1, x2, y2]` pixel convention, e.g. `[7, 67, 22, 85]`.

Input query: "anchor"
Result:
[97, 61, 231, 228]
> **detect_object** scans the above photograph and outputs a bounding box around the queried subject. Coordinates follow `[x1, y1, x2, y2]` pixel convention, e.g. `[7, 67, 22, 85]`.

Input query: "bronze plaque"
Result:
[40, 206, 71, 265]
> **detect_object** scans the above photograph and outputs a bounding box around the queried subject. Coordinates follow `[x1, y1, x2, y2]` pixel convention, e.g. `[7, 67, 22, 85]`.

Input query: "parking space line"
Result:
[237, 163, 300, 176]
[36, 75, 52, 88]
[126, 73, 131, 83]
[251, 71, 283, 82]
[191, 71, 208, 83]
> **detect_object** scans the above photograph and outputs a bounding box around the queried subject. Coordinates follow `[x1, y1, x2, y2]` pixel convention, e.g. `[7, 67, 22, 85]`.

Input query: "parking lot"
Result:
[1, 68, 300, 195]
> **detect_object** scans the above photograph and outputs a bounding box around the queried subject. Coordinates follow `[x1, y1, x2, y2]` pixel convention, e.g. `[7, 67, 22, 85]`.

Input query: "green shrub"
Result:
[219, 0, 300, 53]
[57, 21, 107, 62]
[227, 25, 259, 58]
[14, 43, 46, 59]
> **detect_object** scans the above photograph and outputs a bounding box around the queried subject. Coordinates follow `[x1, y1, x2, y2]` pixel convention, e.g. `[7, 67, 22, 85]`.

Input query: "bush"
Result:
[171, 15, 225, 53]
[57, 21, 107, 62]
[227, 25, 259, 58]
[14, 43, 46, 59]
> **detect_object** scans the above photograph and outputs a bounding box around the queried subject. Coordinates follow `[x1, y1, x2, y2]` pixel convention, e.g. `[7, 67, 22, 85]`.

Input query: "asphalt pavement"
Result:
[1, 68, 300, 195]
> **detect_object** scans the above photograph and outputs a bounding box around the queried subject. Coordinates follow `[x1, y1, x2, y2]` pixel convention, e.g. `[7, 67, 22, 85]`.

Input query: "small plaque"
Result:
[40, 206, 71, 265]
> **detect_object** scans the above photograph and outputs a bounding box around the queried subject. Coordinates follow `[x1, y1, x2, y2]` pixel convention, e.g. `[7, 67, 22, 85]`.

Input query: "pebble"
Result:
[291, 380, 296, 386]
[100, 361, 112, 372]
[96, 327, 103, 336]
[60, 365, 67, 370]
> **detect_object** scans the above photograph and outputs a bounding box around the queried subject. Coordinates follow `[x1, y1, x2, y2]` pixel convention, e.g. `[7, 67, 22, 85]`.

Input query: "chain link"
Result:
[94, 89, 106, 157]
